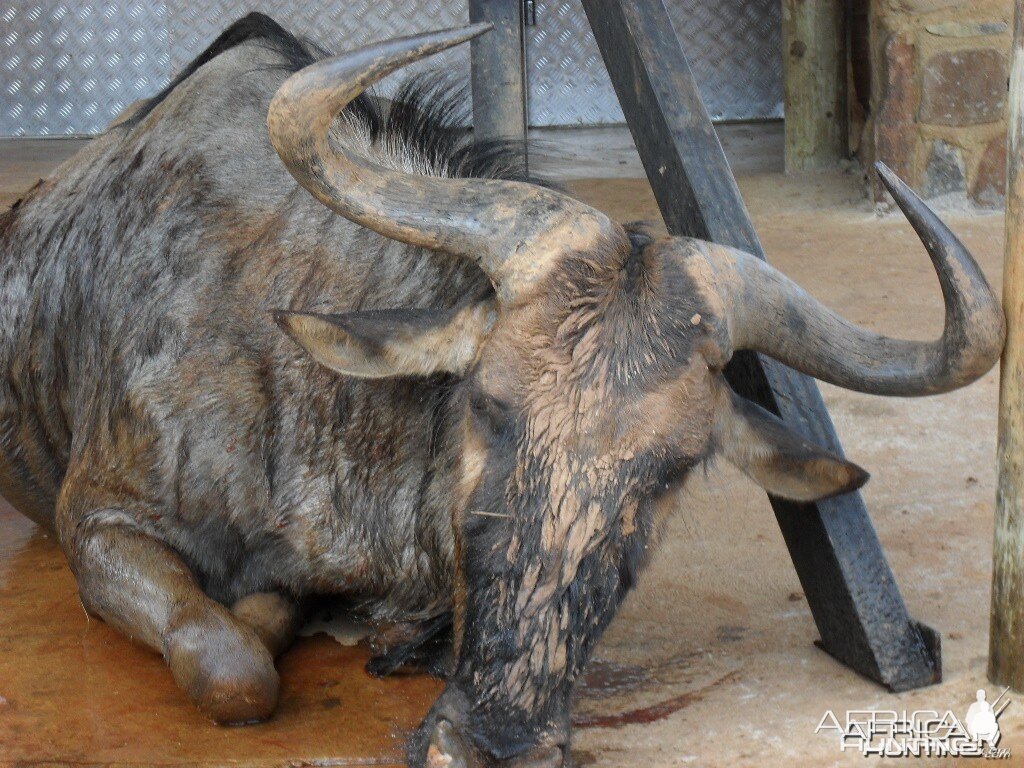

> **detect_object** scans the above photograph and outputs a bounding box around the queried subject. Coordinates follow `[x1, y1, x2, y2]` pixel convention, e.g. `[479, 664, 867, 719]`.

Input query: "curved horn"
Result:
[710, 162, 1004, 396]
[267, 25, 619, 304]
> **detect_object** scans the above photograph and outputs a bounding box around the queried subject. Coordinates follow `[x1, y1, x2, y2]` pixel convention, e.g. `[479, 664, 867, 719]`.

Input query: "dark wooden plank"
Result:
[469, 0, 528, 168]
[582, 0, 939, 691]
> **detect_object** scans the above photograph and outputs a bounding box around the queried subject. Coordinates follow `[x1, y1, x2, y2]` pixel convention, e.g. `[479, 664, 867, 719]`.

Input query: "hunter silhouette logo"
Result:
[965, 688, 1010, 747]
[816, 689, 1012, 759]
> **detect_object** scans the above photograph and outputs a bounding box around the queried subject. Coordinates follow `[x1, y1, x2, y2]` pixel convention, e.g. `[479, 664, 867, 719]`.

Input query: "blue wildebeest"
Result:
[0, 13, 1004, 767]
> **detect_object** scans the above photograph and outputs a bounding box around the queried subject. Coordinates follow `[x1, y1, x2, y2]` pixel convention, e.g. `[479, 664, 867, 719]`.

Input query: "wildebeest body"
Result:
[0, 39, 479, 615]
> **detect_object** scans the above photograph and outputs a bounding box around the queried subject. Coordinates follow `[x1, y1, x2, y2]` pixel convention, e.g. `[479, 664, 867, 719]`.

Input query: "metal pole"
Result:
[469, 0, 529, 170]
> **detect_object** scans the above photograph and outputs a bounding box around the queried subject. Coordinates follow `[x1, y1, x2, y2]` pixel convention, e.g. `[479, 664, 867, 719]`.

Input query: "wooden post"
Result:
[991, 0, 1024, 691]
[782, 0, 848, 171]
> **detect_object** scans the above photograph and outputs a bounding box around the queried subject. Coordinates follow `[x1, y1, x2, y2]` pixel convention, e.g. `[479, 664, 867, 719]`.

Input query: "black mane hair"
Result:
[349, 73, 530, 183]
[125, 12, 325, 128]
[123, 12, 530, 183]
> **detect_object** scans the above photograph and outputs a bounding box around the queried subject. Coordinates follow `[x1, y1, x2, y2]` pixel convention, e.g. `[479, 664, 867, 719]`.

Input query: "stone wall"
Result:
[865, 0, 1012, 207]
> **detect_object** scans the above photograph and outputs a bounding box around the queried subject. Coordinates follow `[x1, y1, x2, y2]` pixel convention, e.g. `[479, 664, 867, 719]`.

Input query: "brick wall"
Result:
[865, 0, 1012, 207]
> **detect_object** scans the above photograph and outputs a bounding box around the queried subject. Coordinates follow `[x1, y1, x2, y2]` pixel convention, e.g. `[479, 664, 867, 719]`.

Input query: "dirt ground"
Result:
[0, 142, 1018, 767]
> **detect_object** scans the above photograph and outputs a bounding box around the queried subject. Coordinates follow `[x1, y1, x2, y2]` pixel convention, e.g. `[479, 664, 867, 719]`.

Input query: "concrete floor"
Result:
[0, 135, 1019, 767]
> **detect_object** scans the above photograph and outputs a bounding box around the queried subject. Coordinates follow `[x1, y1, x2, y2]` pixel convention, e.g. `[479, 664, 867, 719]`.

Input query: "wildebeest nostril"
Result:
[512, 745, 566, 767]
[427, 718, 471, 768]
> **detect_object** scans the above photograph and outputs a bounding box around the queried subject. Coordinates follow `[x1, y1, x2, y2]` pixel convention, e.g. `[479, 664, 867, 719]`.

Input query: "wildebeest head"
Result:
[268, 24, 1004, 768]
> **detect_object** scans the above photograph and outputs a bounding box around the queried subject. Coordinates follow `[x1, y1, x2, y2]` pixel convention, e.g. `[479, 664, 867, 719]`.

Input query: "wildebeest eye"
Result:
[469, 389, 511, 434]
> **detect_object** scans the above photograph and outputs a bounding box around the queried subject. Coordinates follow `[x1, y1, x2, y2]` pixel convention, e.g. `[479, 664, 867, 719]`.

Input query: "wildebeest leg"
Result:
[62, 515, 279, 724]
[231, 592, 304, 658]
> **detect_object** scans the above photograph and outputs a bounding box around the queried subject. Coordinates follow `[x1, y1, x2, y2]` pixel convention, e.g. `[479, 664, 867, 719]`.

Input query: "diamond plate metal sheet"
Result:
[0, 0, 781, 137]
[1, 2, 170, 136]
[165, 1, 469, 96]
[527, 0, 783, 125]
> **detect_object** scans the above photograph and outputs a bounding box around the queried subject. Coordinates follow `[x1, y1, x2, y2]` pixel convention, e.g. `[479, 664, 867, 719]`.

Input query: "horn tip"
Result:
[412, 23, 493, 56]
[872, 161, 918, 205]
[438, 22, 494, 47]
[466, 21, 495, 36]
[873, 161, 899, 188]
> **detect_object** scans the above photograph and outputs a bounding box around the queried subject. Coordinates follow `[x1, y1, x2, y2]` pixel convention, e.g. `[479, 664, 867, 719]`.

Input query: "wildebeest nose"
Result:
[427, 718, 470, 767]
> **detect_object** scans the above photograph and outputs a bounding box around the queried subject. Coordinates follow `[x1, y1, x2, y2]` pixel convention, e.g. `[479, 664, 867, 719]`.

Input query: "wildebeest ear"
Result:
[713, 388, 869, 502]
[274, 300, 496, 379]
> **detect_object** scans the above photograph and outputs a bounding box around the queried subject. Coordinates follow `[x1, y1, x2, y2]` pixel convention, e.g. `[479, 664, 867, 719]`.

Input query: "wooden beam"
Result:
[582, 0, 939, 691]
[469, 0, 528, 167]
[990, 0, 1024, 692]
[782, 0, 848, 171]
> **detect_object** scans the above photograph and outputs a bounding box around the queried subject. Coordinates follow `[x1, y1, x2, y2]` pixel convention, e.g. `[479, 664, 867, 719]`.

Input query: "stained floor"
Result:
[0, 135, 1021, 767]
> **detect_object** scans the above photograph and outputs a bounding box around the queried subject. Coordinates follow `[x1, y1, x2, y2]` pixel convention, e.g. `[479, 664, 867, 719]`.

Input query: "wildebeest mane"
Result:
[348, 72, 530, 183]
[123, 12, 529, 183]
[124, 12, 329, 128]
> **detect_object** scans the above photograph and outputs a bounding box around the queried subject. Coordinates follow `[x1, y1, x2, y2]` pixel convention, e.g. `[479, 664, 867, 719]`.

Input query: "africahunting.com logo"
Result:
[816, 688, 1012, 759]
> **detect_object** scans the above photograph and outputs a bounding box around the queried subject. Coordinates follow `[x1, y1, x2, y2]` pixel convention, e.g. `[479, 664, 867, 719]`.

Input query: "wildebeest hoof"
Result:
[165, 612, 279, 725]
